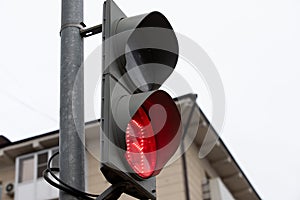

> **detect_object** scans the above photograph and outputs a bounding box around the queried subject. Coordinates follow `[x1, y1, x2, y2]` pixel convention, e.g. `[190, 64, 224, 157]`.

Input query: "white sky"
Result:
[1, 0, 300, 199]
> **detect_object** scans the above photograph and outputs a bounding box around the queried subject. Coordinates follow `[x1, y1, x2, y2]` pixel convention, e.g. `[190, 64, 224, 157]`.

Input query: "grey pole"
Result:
[60, 0, 85, 199]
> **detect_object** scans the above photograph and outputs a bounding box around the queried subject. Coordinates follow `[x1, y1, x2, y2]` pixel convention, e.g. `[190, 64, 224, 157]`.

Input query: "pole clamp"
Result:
[60, 22, 86, 36]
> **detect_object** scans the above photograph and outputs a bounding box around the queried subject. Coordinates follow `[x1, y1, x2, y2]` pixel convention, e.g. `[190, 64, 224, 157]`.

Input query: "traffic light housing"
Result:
[101, 0, 182, 199]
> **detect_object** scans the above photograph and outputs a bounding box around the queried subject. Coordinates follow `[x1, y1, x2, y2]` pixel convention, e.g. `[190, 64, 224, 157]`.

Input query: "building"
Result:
[0, 94, 261, 200]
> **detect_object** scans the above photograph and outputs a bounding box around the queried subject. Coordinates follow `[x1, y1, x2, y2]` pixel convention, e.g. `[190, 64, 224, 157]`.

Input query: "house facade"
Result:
[0, 95, 260, 200]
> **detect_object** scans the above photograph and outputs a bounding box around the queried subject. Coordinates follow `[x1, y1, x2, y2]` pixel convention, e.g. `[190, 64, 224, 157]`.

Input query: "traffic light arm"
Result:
[80, 24, 103, 38]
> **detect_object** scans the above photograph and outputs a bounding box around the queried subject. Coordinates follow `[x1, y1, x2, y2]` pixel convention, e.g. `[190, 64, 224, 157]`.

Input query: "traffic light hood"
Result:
[113, 11, 179, 92]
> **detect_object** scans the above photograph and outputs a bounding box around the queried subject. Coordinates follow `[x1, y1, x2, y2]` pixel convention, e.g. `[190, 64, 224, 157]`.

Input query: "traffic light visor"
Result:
[115, 12, 179, 92]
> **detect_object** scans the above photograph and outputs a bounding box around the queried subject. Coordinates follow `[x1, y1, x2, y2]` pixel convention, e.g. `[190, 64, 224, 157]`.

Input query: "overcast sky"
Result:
[1, 0, 300, 199]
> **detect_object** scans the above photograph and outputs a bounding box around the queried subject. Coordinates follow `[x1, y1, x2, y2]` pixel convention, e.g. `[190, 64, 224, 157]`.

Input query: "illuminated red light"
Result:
[122, 90, 182, 179]
[125, 107, 157, 179]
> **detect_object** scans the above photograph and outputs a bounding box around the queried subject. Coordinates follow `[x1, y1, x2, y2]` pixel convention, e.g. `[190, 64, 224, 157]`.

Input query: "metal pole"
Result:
[60, 0, 85, 199]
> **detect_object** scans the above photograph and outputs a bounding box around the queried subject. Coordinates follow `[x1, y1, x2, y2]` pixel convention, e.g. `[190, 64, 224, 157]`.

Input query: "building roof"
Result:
[0, 135, 11, 148]
[175, 93, 261, 200]
[0, 129, 59, 166]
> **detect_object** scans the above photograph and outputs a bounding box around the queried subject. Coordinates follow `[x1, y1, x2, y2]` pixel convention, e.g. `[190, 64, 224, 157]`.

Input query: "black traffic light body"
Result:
[100, 0, 182, 199]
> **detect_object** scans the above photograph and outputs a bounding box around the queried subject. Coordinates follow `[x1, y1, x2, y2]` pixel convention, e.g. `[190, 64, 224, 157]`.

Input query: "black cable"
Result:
[46, 152, 98, 197]
[43, 151, 99, 200]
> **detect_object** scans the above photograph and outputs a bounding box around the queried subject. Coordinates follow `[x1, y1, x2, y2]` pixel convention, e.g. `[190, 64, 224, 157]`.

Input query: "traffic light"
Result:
[100, 0, 182, 199]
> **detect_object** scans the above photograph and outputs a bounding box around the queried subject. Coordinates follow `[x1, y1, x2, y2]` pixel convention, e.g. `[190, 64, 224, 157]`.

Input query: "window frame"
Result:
[15, 147, 59, 185]
[17, 154, 35, 183]
[37, 152, 49, 179]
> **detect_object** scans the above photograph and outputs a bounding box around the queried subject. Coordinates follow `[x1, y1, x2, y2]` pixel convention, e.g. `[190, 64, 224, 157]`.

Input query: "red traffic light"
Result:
[125, 106, 157, 178]
[122, 90, 182, 179]
[101, 0, 180, 198]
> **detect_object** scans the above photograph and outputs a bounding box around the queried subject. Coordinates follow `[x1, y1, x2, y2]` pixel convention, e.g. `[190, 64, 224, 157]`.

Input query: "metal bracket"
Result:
[80, 24, 103, 38]
[96, 182, 128, 200]
[60, 22, 86, 36]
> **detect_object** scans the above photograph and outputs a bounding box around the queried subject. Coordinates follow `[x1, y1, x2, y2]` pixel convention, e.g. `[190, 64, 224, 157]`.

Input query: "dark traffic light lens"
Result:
[116, 11, 179, 92]
[125, 107, 157, 179]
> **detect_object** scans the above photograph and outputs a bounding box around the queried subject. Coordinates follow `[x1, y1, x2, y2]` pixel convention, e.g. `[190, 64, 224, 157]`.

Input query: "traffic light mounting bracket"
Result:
[80, 24, 103, 38]
[60, 22, 103, 38]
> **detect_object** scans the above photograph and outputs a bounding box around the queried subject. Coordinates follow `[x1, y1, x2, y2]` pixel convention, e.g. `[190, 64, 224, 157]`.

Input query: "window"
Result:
[15, 148, 59, 200]
[18, 156, 34, 183]
[17, 147, 58, 183]
[37, 153, 48, 178]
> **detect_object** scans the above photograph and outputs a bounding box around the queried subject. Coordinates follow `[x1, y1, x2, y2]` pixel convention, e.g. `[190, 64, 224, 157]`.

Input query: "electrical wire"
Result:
[43, 151, 99, 200]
